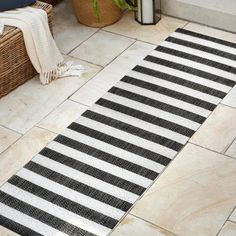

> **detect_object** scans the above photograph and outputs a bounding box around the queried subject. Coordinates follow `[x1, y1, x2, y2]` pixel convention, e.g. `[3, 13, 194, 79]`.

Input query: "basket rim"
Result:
[0, 1, 53, 43]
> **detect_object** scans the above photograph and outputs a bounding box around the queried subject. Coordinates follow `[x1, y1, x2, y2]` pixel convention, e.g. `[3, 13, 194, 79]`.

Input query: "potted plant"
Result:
[71, 0, 136, 28]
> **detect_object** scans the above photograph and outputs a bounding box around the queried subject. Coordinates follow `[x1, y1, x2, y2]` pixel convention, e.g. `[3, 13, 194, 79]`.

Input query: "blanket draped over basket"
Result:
[0, 7, 84, 84]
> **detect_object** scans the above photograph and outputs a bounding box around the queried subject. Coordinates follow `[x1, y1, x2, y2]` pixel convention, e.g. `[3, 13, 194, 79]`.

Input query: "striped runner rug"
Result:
[1, 28, 236, 236]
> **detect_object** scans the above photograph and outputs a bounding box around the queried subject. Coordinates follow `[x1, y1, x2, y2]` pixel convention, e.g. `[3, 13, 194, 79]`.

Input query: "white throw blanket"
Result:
[0, 7, 84, 84]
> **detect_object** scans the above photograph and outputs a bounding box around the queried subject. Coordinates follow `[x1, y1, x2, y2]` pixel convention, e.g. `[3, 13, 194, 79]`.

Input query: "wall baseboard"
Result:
[161, 0, 236, 33]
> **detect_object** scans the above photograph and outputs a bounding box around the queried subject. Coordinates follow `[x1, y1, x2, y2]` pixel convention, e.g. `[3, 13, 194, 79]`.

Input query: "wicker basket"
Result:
[41, 0, 62, 6]
[0, 1, 53, 98]
[71, 0, 122, 28]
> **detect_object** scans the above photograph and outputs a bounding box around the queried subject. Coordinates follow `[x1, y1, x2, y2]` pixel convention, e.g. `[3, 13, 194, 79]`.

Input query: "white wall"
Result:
[162, 0, 236, 32]
[178, 0, 236, 15]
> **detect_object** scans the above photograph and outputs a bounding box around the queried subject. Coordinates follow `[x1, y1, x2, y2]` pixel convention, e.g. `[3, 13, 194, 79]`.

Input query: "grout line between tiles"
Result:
[33, 64, 102, 130]
[68, 39, 138, 101]
[34, 99, 71, 130]
[108, 138, 190, 235]
[67, 67, 104, 99]
[68, 54, 104, 68]
[99, 39, 137, 67]
[188, 142, 236, 160]
[0, 125, 23, 136]
[66, 28, 101, 55]
[224, 137, 236, 155]
[228, 219, 236, 224]
[35, 125, 59, 135]
[225, 206, 236, 223]
[0, 129, 23, 157]
[69, 35, 136, 69]
[101, 28, 157, 46]
[219, 83, 236, 110]
[187, 100, 236, 160]
[129, 213, 179, 236]
[219, 102, 236, 111]
[216, 206, 236, 235]
[181, 21, 189, 29]
[68, 98, 91, 108]
[0, 126, 56, 188]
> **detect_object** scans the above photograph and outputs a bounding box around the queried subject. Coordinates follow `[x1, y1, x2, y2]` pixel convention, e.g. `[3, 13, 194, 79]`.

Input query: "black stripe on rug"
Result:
[24, 161, 132, 212]
[166, 36, 236, 61]
[121, 76, 216, 111]
[176, 28, 236, 49]
[68, 122, 173, 166]
[133, 65, 226, 99]
[109, 86, 207, 123]
[39, 147, 146, 196]
[0, 215, 43, 236]
[155, 45, 236, 74]
[145, 55, 236, 87]
[54, 135, 159, 180]
[82, 110, 183, 151]
[8, 175, 118, 229]
[0, 191, 97, 236]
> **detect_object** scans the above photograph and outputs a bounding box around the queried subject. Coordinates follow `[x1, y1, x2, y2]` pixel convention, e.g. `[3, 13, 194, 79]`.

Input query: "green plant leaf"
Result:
[92, 0, 100, 22]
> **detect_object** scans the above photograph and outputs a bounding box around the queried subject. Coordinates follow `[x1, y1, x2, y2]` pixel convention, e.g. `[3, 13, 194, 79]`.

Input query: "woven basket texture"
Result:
[41, 0, 62, 6]
[0, 1, 53, 98]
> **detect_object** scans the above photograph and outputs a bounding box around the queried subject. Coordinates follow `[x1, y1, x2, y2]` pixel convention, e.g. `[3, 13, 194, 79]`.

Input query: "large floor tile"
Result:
[53, 0, 98, 54]
[38, 100, 88, 134]
[131, 144, 236, 236]
[70, 30, 135, 66]
[104, 12, 187, 44]
[70, 41, 155, 106]
[230, 208, 236, 222]
[226, 139, 236, 159]
[184, 23, 236, 43]
[110, 214, 175, 236]
[0, 126, 21, 154]
[222, 86, 236, 109]
[0, 127, 56, 186]
[218, 222, 236, 236]
[190, 105, 236, 153]
[0, 58, 101, 134]
[0, 226, 19, 236]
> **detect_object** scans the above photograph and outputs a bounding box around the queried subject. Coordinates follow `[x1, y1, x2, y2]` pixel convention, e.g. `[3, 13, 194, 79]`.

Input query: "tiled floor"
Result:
[0, 1, 236, 235]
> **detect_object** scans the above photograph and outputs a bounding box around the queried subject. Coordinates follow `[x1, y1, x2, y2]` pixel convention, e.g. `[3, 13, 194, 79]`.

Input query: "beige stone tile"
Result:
[0, 127, 56, 186]
[104, 12, 187, 44]
[70, 41, 155, 106]
[0, 226, 19, 236]
[222, 86, 236, 109]
[226, 139, 236, 159]
[131, 144, 236, 236]
[218, 222, 236, 236]
[190, 105, 236, 153]
[184, 23, 236, 43]
[230, 208, 236, 222]
[0, 126, 21, 154]
[53, 0, 98, 54]
[38, 100, 88, 134]
[111, 214, 175, 236]
[0, 58, 101, 134]
[70, 30, 135, 66]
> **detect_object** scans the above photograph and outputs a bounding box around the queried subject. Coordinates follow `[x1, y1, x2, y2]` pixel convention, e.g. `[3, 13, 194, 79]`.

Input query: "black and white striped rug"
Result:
[1, 28, 236, 236]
